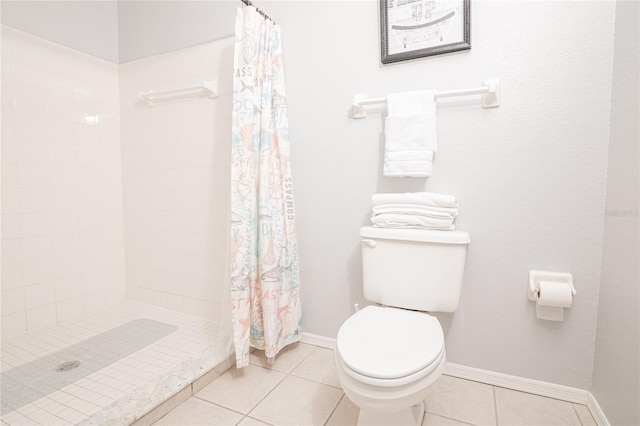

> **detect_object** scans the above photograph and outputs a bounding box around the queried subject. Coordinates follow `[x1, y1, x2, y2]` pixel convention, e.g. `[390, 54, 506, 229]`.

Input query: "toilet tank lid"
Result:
[360, 227, 470, 244]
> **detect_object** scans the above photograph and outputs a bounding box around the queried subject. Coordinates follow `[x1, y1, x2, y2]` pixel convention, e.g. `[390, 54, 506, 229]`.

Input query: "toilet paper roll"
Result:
[536, 304, 564, 321]
[537, 281, 573, 308]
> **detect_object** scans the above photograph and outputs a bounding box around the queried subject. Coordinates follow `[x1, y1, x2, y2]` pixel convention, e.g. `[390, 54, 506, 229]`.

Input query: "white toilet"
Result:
[334, 226, 470, 426]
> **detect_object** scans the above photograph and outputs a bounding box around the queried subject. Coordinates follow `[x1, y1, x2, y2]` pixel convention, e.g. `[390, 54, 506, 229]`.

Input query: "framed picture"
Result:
[380, 0, 470, 64]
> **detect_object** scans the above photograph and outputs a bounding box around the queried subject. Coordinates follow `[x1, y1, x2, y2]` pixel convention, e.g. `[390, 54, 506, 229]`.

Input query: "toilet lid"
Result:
[336, 306, 444, 379]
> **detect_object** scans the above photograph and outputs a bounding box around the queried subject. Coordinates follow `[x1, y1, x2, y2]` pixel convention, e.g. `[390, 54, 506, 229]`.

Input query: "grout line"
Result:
[572, 403, 585, 426]
[424, 410, 476, 426]
[287, 374, 346, 425]
[245, 416, 274, 426]
[287, 363, 343, 390]
[243, 346, 317, 421]
[493, 386, 499, 426]
[288, 346, 343, 389]
[191, 396, 247, 418]
[287, 343, 316, 372]
[288, 372, 343, 390]
[248, 343, 315, 374]
[146, 343, 343, 426]
[323, 393, 345, 426]
[242, 365, 288, 418]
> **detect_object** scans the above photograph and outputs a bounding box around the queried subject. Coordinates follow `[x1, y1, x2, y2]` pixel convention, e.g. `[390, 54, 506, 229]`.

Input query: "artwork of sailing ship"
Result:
[381, 0, 470, 64]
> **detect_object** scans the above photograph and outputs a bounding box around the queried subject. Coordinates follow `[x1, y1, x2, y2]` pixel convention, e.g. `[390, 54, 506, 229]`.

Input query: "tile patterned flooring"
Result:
[0, 302, 230, 425]
[152, 343, 598, 426]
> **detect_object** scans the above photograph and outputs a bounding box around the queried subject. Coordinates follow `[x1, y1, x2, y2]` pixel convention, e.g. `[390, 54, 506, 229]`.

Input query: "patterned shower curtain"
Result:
[230, 6, 302, 368]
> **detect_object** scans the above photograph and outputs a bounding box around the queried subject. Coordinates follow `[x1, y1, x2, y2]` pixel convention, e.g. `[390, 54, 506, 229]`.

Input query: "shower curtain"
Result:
[230, 6, 302, 368]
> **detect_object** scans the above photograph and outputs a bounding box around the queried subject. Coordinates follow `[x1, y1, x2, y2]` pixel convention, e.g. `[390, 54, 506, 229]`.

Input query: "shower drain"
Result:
[55, 360, 81, 372]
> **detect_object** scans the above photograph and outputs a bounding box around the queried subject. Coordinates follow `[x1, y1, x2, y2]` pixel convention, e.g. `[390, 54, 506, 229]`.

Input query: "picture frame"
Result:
[380, 0, 471, 64]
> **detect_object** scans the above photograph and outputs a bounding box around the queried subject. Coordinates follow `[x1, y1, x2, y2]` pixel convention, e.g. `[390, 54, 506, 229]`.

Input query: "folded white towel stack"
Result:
[371, 192, 458, 231]
[384, 91, 437, 178]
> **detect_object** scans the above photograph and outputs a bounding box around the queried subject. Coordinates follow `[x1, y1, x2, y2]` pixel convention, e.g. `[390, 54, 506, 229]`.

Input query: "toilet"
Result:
[334, 226, 470, 426]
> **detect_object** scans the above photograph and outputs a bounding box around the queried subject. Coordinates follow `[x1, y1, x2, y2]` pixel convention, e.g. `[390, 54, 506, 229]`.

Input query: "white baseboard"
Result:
[443, 364, 610, 425]
[301, 332, 335, 349]
[586, 392, 610, 426]
[300, 333, 609, 425]
[444, 362, 589, 404]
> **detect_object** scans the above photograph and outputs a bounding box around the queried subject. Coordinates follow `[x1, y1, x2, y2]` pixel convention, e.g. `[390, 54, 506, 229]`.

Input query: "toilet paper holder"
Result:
[528, 270, 576, 301]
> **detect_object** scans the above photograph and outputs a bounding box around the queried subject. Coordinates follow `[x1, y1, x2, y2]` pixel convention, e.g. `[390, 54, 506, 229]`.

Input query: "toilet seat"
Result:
[336, 306, 445, 381]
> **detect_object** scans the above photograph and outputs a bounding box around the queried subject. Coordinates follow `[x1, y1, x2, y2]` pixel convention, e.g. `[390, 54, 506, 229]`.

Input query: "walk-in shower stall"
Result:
[1, 2, 238, 423]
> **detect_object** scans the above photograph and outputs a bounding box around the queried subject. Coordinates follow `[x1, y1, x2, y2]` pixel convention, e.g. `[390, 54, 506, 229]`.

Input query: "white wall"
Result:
[591, 0, 640, 424]
[1, 26, 125, 338]
[119, 37, 233, 320]
[262, 0, 615, 389]
[0, 1, 120, 63]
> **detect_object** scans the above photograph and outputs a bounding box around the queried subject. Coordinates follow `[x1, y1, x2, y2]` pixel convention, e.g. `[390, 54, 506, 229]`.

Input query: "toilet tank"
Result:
[360, 227, 470, 312]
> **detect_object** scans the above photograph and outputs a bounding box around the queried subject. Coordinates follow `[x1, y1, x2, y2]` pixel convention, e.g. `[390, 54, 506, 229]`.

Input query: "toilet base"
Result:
[357, 401, 425, 426]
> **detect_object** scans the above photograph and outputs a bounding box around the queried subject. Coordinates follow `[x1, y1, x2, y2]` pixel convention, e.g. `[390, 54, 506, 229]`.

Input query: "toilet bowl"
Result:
[334, 305, 446, 425]
[334, 227, 470, 425]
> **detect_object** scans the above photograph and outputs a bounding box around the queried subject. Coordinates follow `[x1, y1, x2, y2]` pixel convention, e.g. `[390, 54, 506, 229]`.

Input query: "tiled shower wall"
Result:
[119, 37, 233, 321]
[1, 27, 232, 338]
[1, 26, 125, 339]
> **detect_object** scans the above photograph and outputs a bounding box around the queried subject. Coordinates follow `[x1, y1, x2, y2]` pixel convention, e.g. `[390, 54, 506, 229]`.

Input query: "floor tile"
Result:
[153, 397, 243, 425]
[250, 375, 343, 426]
[573, 404, 596, 426]
[423, 375, 496, 425]
[249, 342, 314, 373]
[237, 417, 271, 426]
[326, 395, 359, 426]
[494, 387, 581, 425]
[422, 412, 474, 425]
[195, 364, 286, 414]
[291, 347, 341, 388]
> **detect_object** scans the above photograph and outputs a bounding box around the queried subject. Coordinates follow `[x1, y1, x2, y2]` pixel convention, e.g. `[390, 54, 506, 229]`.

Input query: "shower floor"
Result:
[0, 302, 232, 425]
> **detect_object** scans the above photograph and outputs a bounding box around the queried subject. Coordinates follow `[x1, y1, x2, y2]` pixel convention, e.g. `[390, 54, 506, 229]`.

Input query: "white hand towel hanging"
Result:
[384, 91, 437, 178]
[383, 150, 434, 178]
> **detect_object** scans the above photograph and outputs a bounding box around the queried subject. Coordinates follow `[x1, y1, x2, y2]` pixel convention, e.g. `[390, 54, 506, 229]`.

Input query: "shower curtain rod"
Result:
[240, 0, 276, 24]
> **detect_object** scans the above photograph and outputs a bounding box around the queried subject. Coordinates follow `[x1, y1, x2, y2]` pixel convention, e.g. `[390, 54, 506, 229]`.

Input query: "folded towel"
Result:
[384, 91, 437, 177]
[371, 213, 455, 231]
[371, 192, 458, 208]
[372, 204, 458, 218]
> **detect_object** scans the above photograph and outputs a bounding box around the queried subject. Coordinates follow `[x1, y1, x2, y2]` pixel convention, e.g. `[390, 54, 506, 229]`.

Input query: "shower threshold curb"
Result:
[130, 352, 235, 426]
